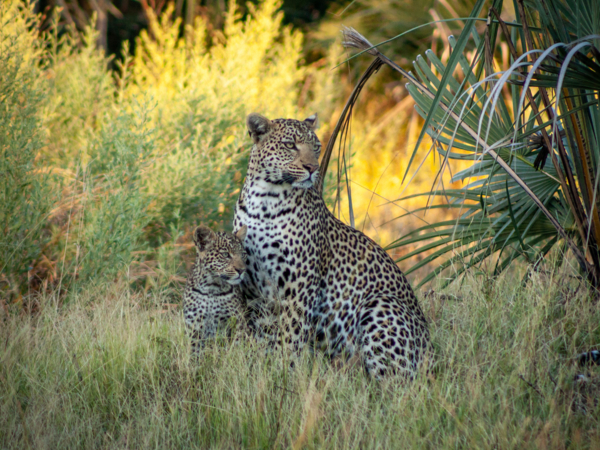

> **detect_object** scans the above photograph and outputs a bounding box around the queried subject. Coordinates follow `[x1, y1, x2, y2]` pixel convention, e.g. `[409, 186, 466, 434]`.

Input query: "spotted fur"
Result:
[234, 113, 430, 378]
[183, 225, 249, 354]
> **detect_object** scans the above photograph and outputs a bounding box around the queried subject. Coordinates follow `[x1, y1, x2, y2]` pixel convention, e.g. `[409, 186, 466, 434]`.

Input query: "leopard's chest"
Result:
[247, 214, 311, 293]
[238, 188, 324, 299]
[185, 284, 239, 315]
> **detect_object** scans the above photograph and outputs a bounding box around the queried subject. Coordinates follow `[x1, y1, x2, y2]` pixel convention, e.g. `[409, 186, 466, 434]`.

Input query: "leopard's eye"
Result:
[282, 141, 296, 150]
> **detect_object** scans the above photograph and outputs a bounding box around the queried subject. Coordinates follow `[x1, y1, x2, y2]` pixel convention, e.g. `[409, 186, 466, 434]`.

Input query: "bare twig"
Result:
[274, 384, 299, 395]
[317, 57, 384, 195]
[519, 374, 545, 398]
[55, 0, 76, 27]
[547, 370, 565, 396]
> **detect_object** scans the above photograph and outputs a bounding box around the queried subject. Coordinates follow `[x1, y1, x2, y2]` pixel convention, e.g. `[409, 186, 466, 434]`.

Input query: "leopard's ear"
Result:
[303, 113, 318, 131]
[235, 225, 247, 242]
[193, 225, 216, 252]
[247, 113, 272, 144]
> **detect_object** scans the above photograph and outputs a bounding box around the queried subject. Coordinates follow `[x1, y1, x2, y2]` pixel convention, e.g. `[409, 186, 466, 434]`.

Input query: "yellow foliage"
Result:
[121, 0, 335, 233]
[128, 0, 305, 136]
[0, 1, 41, 77]
[0, 0, 452, 290]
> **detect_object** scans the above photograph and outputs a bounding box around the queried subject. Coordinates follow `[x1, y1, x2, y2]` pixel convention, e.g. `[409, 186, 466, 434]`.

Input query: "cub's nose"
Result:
[303, 163, 319, 174]
[235, 267, 246, 275]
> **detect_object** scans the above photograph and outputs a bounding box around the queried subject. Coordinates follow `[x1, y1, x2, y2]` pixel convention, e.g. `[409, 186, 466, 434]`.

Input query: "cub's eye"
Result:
[282, 141, 296, 150]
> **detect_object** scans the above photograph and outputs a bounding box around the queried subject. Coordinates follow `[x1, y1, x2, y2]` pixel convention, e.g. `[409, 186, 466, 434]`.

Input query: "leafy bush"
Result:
[127, 1, 310, 237]
[73, 109, 154, 283]
[0, 2, 55, 298]
[339, 0, 600, 286]
[0, 0, 340, 298]
[396, 0, 600, 286]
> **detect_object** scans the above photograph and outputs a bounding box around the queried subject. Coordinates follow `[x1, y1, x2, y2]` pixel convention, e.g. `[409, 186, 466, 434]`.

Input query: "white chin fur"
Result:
[292, 179, 313, 188]
[292, 172, 318, 189]
[227, 276, 244, 285]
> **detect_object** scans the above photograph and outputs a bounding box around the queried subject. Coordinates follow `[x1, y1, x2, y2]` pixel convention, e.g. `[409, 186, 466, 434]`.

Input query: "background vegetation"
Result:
[1, 0, 599, 447]
[1, 0, 342, 300]
[1, 0, 468, 300]
[380, 0, 600, 287]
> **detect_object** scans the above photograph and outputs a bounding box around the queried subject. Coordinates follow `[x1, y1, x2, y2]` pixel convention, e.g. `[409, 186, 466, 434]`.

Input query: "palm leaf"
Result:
[339, 0, 600, 286]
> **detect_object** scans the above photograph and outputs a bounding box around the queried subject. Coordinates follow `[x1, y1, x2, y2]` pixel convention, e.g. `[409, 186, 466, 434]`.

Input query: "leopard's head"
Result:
[246, 113, 321, 189]
[192, 225, 248, 285]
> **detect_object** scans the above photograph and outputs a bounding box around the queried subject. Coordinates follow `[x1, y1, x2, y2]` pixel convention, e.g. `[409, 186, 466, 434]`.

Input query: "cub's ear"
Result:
[247, 113, 272, 144]
[235, 225, 247, 242]
[303, 113, 318, 131]
[193, 225, 216, 252]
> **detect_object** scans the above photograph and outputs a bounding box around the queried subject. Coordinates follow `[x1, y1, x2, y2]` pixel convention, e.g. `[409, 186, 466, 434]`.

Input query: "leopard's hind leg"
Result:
[357, 296, 429, 379]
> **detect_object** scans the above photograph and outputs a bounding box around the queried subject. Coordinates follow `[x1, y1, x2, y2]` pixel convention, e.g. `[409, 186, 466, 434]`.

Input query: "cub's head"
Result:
[246, 113, 321, 189]
[193, 225, 248, 285]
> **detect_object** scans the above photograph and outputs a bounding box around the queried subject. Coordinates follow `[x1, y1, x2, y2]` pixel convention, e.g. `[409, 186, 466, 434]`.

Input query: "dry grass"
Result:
[1, 264, 599, 449]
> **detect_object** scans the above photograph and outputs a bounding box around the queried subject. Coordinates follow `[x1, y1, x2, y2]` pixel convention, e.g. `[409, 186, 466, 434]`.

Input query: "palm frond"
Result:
[337, 0, 600, 286]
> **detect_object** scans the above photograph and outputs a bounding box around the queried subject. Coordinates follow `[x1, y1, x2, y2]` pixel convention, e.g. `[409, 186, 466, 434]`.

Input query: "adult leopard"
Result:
[234, 113, 430, 378]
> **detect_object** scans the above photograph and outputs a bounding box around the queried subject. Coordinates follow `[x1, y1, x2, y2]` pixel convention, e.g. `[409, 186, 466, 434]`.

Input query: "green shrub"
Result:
[127, 1, 309, 236]
[0, 2, 55, 299]
[73, 108, 154, 284]
[0, 0, 340, 295]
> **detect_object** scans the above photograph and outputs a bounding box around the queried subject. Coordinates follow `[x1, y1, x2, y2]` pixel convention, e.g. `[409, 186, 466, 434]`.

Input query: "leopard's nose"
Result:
[303, 163, 319, 174]
[235, 267, 246, 275]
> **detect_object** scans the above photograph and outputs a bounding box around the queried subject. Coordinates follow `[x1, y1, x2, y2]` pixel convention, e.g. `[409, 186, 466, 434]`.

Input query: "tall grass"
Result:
[1, 263, 598, 448]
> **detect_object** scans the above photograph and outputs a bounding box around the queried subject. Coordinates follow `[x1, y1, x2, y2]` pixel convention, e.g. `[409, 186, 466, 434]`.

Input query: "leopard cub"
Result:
[183, 225, 248, 354]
